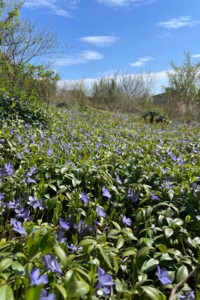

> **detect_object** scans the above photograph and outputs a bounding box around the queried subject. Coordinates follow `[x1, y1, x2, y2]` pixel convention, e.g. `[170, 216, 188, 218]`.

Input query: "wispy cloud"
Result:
[58, 70, 169, 95]
[192, 54, 200, 58]
[96, 0, 156, 7]
[24, 0, 78, 17]
[55, 50, 103, 66]
[80, 35, 119, 47]
[130, 56, 154, 67]
[158, 16, 200, 29]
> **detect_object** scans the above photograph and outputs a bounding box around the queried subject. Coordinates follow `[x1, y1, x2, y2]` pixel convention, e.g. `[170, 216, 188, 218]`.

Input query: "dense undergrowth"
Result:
[0, 93, 200, 299]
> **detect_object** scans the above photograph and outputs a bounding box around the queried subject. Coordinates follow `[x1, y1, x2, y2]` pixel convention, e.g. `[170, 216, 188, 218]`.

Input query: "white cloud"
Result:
[55, 50, 103, 66]
[58, 70, 169, 95]
[80, 35, 119, 47]
[192, 54, 200, 58]
[158, 16, 200, 29]
[96, 0, 156, 7]
[23, 0, 78, 17]
[130, 56, 154, 67]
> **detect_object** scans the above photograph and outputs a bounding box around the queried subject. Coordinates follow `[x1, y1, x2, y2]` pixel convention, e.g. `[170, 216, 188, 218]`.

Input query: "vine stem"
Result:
[169, 266, 198, 300]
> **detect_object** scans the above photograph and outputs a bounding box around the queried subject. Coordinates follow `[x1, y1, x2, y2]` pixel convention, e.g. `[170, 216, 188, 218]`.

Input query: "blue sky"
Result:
[21, 0, 200, 94]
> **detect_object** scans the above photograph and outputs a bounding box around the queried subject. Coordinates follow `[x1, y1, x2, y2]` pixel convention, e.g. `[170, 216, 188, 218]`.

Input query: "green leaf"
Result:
[99, 246, 112, 268]
[0, 284, 14, 300]
[54, 245, 68, 267]
[107, 229, 120, 237]
[142, 258, 159, 272]
[157, 244, 167, 253]
[73, 280, 90, 297]
[80, 153, 90, 163]
[122, 247, 137, 257]
[0, 258, 13, 272]
[168, 189, 174, 200]
[136, 246, 151, 271]
[176, 265, 189, 283]
[116, 237, 124, 249]
[141, 286, 166, 300]
[54, 283, 67, 299]
[164, 227, 173, 239]
[122, 228, 137, 240]
[111, 221, 121, 230]
[11, 261, 25, 274]
[49, 184, 57, 192]
[26, 286, 43, 300]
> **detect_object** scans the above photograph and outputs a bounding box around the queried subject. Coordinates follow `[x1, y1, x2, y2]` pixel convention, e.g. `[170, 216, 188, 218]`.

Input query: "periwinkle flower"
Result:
[150, 192, 160, 201]
[67, 243, 81, 253]
[156, 266, 172, 285]
[40, 289, 56, 300]
[56, 230, 67, 243]
[10, 218, 27, 236]
[102, 187, 111, 199]
[47, 148, 53, 156]
[16, 133, 22, 143]
[97, 207, 106, 218]
[97, 267, 114, 296]
[116, 175, 122, 184]
[16, 207, 30, 220]
[5, 162, 14, 176]
[122, 215, 132, 226]
[167, 149, 177, 162]
[0, 193, 4, 201]
[178, 290, 195, 300]
[28, 196, 44, 210]
[43, 254, 62, 275]
[59, 218, 71, 231]
[81, 192, 89, 204]
[29, 268, 48, 286]
[128, 189, 138, 203]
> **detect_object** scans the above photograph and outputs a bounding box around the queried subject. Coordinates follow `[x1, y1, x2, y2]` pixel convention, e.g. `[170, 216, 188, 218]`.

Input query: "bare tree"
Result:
[117, 71, 155, 102]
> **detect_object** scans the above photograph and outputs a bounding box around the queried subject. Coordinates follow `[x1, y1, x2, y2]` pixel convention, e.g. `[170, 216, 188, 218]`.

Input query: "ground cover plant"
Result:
[0, 93, 200, 299]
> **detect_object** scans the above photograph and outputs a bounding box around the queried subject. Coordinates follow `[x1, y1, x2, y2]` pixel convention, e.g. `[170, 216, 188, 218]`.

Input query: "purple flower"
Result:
[178, 290, 195, 300]
[0, 193, 4, 201]
[56, 230, 67, 243]
[67, 243, 81, 253]
[5, 162, 14, 176]
[7, 198, 20, 209]
[40, 289, 56, 300]
[15, 207, 30, 219]
[122, 215, 132, 226]
[47, 148, 53, 156]
[81, 192, 89, 204]
[59, 218, 71, 231]
[76, 220, 84, 234]
[10, 218, 27, 236]
[167, 150, 177, 162]
[27, 167, 37, 177]
[16, 133, 22, 143]
[29, 268, 48, 286]
[116, 175, 122, 184]
[161, 168, 168, 174]
[28, 177, 36, 183]
[43, 254, 62, 275]
[128, 189, 138, 203]
[102, 187, 111, 199]
[156, 266, 172, 285]
[150, 192, 160, 201]
[97, 267, 114, 295]
[97, 207, 106, 218]
[28, 196, 44, 210]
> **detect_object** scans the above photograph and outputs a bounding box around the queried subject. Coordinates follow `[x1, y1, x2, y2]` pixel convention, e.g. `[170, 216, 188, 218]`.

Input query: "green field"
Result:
[0, 99, 200, 299]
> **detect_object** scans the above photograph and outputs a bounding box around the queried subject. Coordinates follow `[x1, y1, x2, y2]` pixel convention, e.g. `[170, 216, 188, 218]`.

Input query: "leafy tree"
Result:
[166, 52, 200, 105]
[0, 0, 61, 103]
